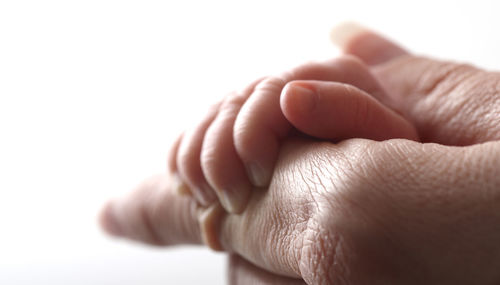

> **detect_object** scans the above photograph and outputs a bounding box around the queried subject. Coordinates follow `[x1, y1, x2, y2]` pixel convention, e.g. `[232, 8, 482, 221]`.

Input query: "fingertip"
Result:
[235, 128, 278, 189]
[170, 173, 190, 195]
[330, 22, 367, 49]
[330, 22, 408, 65]
[246, 162, 270, 188]
[198, 202, 225, 251]
[217, 183, 251, 214]
[99, 200, 123, 237]
[281, 82, 318, 124]
[192, 182, 218, 207]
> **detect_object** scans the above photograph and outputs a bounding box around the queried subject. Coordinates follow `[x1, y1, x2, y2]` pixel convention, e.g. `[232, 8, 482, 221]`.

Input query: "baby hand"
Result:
[168, 55, 418, 214]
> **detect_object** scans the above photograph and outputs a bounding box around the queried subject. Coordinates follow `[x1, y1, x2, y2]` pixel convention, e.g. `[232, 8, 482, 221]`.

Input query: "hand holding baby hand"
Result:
[169, 52, 418, 214]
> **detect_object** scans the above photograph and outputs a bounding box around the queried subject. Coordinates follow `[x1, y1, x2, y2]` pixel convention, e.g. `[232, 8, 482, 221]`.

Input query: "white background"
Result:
[1, 0, 499, 284]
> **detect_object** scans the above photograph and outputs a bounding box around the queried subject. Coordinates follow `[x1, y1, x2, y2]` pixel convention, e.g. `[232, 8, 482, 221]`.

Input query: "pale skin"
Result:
[100, 24, 500, 284]
[170, 52, 419, 213]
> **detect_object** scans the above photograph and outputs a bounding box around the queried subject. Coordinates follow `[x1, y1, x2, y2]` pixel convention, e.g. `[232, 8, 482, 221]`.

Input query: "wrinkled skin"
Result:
[100, 25, 500, 284]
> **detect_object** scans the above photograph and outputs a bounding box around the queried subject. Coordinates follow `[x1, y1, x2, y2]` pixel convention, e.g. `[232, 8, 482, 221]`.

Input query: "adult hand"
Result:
[228, 254, 306, 285]
[330, 23, 500, 145]
[100, 25, 500, 284]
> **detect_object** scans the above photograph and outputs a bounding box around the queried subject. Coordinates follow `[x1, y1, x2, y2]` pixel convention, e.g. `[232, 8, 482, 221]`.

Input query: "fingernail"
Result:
[330, 22, 366, 48]
[199, 203, 225, 252]
[287, 83, 318, 114]
[218, 188, 248, 214]
[247, 162, 269, 187]
[192, 182, 217, 207]
[172, 173, 191, 195]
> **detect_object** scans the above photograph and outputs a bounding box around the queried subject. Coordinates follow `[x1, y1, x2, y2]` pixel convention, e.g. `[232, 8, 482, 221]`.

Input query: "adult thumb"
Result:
[330, 23, 499, 145]
[330, 22, 408, 66]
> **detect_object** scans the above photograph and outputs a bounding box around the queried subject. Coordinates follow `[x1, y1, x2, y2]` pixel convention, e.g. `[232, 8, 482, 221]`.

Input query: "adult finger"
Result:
[100, 140, 341, 281]
[100, 165, 320, 281]
[330, 22, 408, 66]
[99, 174, 202, 246]
[331, 23, 500, 145]
[101, 138, 500, 284]
[224, 138, 500, 284]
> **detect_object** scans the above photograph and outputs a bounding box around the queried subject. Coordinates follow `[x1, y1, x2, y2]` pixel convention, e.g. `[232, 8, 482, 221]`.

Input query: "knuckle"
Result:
[233, 76, 287, 151]
[419, 61, 476, 97]
[239, 76, 269, 95]
[220, 91, 246, 113]
[357, 140, 465, 220]
[359, 139, 424, 188]
[206, 99, 222, 116]
[379, 55, 477, 99]
[254, 75, 287, 94]
[327, 139, 381, 184]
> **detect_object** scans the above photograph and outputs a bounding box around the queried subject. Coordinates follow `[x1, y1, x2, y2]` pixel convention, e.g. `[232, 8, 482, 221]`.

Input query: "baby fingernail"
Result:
[287, 83, 318, 113]
[199, 203, 225, 252]
[330, 22, 366, 48]
[247, 162, 269, 187]
[172, 173, 191, 195]
[218, 188, 248, 214]
[192, 183, 217, 206]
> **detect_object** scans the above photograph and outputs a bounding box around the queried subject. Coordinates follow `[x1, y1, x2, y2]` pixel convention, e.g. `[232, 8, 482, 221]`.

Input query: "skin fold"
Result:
[100, 24, 500, 284]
